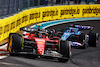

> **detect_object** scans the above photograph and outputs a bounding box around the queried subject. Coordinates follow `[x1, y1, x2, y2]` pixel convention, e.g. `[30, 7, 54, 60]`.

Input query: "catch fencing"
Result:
[0, 0, 98, 18]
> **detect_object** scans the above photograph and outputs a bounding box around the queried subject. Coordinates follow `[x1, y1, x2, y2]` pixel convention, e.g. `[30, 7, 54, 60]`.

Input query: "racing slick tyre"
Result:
[7, 33, 23, 56]
[88, 32, 99, 47]
[79, 34, 88, 49]
[58, 40, 71, 62]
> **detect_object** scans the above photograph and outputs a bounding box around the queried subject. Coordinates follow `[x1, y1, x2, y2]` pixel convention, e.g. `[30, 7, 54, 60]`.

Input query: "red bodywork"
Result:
[22, 32, 59, 55]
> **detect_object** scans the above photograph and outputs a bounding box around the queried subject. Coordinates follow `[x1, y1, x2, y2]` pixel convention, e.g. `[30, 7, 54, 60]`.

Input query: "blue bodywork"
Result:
[61, 27, 89, 46]
[61, 27, 81, 41]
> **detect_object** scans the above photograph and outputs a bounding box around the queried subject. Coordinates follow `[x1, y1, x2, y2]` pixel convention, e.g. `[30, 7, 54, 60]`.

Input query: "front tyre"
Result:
[7, 33, 23, 56]
[58, 40, 71, 62]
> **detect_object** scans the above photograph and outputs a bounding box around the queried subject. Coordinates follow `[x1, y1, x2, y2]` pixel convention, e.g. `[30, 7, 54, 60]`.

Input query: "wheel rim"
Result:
[69, 42, 71, 57]
[96, 33, 99, 44]
[84, 35, 88, 48]
[8, 36, 13, 53]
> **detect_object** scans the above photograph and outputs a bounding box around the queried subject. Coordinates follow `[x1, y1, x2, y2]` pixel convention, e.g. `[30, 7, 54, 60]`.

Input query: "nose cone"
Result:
[35, 38, 46, 55]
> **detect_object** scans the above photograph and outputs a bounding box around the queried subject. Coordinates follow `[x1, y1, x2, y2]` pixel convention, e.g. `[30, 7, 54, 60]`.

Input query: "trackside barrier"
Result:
[0, 4, 100, 41]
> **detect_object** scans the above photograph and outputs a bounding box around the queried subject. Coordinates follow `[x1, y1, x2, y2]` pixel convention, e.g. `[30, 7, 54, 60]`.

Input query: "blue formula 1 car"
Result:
[57, 24, 99, 49]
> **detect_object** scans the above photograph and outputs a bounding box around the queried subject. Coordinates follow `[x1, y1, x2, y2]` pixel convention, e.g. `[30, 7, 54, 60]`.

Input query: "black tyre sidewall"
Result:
[88, 32, 98, 47]
[58, 40, 71, 62]
[8, 33, 23, 53]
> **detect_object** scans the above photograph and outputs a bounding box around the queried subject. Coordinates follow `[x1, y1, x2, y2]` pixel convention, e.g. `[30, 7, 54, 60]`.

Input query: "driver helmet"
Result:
[38, 26, 40, 31]
[71, 29, 75, 33]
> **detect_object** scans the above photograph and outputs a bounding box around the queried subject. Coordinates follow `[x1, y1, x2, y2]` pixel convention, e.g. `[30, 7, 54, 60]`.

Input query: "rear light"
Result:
[39, 51, 42, 55]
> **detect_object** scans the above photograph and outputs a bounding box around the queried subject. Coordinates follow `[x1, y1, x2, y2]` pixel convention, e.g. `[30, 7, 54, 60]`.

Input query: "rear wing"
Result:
[20, 24, 44, 32]
[70, 24, 93, 30]
[20, 27, 38, 32]
[20, 27, 49, 33]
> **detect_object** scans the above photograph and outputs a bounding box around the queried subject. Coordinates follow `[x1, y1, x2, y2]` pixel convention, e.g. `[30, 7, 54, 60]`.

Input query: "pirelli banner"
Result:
[0, 4, 100, 41]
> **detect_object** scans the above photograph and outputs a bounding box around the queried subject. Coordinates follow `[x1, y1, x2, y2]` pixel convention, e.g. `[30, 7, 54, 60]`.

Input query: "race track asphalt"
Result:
[0, 20, 100, 67]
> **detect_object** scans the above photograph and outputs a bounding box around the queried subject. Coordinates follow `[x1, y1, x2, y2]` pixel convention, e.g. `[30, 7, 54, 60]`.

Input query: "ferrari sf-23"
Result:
[7, 25, 71, 62]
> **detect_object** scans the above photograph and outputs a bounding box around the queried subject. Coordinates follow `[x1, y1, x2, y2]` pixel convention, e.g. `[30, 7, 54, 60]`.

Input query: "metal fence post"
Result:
[28, 0, 30, 8]
[38, 0, 40, 7]
[33, 0, 34, 7]
[68, 0, 70, 5]
[0, 0, 2, 17]
[4, 0, 8, 16]
[51, 0, 54, 6]
[1, 0, 5, 16]
[19, 0, 23, 11]
[14, 0, 17, 13]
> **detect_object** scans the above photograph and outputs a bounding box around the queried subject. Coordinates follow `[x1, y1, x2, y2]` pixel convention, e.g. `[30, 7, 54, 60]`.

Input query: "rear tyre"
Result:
[58, 40, 71, 62]
[7, 33, 23, 56]
[88, 32, 99, 47]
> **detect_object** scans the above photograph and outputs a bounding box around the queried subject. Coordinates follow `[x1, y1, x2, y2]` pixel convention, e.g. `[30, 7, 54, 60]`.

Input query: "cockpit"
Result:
[66, 27, 79, 33]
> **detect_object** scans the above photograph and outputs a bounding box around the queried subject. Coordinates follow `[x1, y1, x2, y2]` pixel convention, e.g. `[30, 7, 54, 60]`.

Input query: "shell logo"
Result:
[35, 39, 45, 42]
[38, 42, 43, 44]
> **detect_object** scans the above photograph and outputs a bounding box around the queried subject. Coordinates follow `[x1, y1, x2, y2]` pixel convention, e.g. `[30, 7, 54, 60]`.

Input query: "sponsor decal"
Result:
[38, 42, 44, 44]
[82, 7, 100, 15]
[22, 15, 28, 23]
[42, 10, 58, 18]
[35, 39, 45, 42]
[70, 41, 82, 46]
[30, 12, 40, 20]
[60, 8, 80, 16]
[35, 38, 45, 55]
[75, 25, 91, 29]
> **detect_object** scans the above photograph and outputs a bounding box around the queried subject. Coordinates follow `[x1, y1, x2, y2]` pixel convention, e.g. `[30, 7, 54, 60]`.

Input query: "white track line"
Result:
[0, 44, 7, 50]
[0, 56, 8, 60]
[0, 62, 22, 66]
[0, 44, 8, 60]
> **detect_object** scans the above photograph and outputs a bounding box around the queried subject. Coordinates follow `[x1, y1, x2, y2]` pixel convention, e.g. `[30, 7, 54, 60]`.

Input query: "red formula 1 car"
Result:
[7, 27, 71, 62]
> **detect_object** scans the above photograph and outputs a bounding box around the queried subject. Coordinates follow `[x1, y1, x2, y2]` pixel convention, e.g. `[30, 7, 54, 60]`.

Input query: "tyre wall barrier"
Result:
[0, 4, 100, 41]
